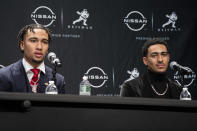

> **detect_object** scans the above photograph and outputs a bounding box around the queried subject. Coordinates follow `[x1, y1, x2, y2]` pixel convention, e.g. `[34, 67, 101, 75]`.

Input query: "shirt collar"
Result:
[22, 58, 46, 74]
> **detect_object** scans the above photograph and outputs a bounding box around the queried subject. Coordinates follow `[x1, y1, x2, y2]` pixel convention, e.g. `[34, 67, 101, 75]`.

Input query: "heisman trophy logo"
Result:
[162, 12, 178, 28]
[125, 68, 139, 82]
[120, 68, 139, 88]
[73, 9, 89, 26]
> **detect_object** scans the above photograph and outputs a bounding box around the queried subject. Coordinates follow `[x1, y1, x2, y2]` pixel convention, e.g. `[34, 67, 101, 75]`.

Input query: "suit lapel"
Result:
[11, 59, 30, 92]
[37, 66, 51, 93]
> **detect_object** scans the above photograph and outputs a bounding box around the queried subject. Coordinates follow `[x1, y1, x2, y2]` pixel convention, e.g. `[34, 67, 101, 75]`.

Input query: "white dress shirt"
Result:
[22, 58, 46, 82]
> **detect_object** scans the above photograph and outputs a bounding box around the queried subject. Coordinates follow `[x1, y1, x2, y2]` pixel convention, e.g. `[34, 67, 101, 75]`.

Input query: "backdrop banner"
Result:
[0, 0, 196, 99]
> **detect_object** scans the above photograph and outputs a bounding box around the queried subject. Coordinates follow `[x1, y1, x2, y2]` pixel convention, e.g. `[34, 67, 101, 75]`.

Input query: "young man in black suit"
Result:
[0, 24, 65, 93]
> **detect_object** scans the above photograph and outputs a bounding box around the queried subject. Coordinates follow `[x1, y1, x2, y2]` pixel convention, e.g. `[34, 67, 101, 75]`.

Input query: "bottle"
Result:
[180, 87, 191, 100]
[45, 81, 58, 95]
[79, 76, 91, 96]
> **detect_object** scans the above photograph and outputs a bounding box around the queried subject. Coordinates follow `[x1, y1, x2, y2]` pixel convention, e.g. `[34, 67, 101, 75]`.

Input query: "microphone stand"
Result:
[52, 65, 57, 85]
[51, 62, 61, 85]
[180, 71, 185, 88]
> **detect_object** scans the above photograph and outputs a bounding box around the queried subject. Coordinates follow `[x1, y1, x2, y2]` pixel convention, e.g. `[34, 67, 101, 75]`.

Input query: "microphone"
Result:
[47, 52, 61, 67]
[170, 61, 192, 73]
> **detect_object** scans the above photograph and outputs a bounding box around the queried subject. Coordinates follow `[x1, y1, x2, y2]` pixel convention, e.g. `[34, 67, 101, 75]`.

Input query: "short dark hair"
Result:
[142, 38, 169, 57]
[17, 24, 52, 48]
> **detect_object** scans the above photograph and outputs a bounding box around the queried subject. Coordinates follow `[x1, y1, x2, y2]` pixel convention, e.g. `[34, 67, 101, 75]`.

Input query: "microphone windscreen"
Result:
[170, 61, 177, 70]
[47, 52, 56, 61]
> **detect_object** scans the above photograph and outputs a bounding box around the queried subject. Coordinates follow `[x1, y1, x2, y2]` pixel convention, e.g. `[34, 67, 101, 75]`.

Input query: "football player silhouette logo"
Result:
[73, 9, 89, 26]
[162, 12, 178, 28]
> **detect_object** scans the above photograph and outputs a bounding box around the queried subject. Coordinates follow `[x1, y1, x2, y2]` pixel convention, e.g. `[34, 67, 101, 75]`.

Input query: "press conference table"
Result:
[0, 92, 197, 131]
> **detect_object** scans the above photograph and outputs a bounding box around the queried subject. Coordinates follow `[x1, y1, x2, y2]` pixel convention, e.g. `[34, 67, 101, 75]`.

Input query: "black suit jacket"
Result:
[0, 59, 65, 94]
[120, 71, 182, 99]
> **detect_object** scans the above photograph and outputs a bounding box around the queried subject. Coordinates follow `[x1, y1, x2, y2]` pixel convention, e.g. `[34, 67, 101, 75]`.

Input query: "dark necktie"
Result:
[30, 69, 40, 93]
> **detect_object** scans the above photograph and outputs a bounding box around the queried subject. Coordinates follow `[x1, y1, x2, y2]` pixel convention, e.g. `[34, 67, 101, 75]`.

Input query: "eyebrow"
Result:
[151, 51, 168, 55]
[29, 37, 38, 39]
[29, 37, 48, 41]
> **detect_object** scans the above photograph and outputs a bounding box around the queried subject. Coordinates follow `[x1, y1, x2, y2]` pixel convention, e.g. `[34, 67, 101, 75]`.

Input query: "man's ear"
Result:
[143, 57, 148, 66]
[20, 41, 24, 51]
